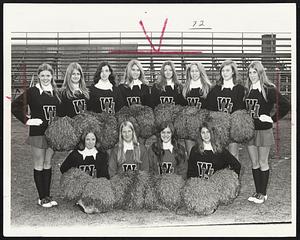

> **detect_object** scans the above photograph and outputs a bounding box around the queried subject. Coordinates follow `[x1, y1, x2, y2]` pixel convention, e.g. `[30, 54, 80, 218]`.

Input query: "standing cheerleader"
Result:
[119, 59, 151, 107]
[11, 63, 61, 208]
[148, 121, 187, 179]
[187, 122, 241, 179]
[182, 62, 212, 155]
[87, 61, 124, 114]
[206, 59, 246, 161]
[151, 60, 186, 108]
[58, 62, 89, 117]
[245, 61, 290, 203]
[108, 121, 149, 178]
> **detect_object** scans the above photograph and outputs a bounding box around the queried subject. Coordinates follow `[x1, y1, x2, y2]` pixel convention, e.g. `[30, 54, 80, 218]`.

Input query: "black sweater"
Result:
[87, 85, 125, 114]
[185, 87, 208, 110]
[58, 91, 88, 118]
[150, 84, 186, 108]
[187, 146, 241, 179]
[119, 84, 152, 107]
[245, 87, 290, 130]
[60, 149, 109, 179]
[206, 84, 246, 113]
[11, 87, 60, 136]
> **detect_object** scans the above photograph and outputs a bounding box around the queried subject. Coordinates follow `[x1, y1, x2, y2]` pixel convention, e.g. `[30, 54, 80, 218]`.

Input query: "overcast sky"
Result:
[4, 3, 296, 33]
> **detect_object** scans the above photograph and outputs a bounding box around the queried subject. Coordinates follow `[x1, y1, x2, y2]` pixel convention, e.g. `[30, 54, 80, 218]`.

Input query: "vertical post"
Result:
[275, 66, 281, 160]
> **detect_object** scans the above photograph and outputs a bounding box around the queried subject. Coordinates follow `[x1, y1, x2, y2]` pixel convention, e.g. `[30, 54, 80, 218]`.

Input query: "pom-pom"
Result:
[182, 177, 219, 215]
[174, 107, 209, 140]
[208, 111, 231, 147]
[94, 112, 119, 151]
[154, 103, 183, 126]
[81, 177, 115, 213]
[116, 106, 141, 136]
[73, 111, 102, 139]
[60, 168, 92, 201]
[45, 116, 79, 151]
[144, 174, 161, 210]
[155, 174, 185, 211]
[129, 104, 156, 139]
[124, 170, 150, 210]
[230, 110, 255, 143]
[210, 168, 240, 205]
[110, 171, 136, 209]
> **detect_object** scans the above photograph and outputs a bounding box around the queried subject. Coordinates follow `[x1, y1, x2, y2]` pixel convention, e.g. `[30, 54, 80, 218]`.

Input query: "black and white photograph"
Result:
[3, 3, 296, 237]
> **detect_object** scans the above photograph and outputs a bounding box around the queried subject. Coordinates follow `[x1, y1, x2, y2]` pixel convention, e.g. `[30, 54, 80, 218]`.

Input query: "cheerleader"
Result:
[245, 61, 290, 204]
[58, 62, 89, 117]
[187, 122, 241, 179]
[108, 121, 149, 178]
[60, 130, 109, 213]
[182, 62, 212, 155]
[148, 121, 187, 179]
[11, 63, 61, 208]
[206, 59, 246, 161]
[118, 59, 152, 107]
[151, 60, 186, 108]
[87, 61, 124, 114]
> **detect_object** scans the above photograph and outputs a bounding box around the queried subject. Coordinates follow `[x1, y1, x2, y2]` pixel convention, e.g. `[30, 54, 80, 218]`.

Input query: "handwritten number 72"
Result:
[193, 20, 204, 27]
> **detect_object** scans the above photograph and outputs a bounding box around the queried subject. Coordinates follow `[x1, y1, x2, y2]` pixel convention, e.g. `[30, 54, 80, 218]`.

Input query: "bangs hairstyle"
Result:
[77, 130, 101, 151]
[123, 59, 147, 86]
[36, 63, 61, 102]
[156, 61, 181, 91]
[182, 62, 212, 98]
[196, 121, 223, 154]
[217, 59, 242, 86]
[246, 61, 275, 101]
[93, 61, 116, 86]
[152, 121, 186, 166]
[117, 121, 141, 164]
[61, 62, 89, 99]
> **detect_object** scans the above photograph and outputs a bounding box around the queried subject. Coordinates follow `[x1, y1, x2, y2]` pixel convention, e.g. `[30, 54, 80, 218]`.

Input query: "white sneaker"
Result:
[253, 194, 268, 204]
[248, 192, 259, 202]
[38, 198, 52, 208]
[46, 196, 58, 206]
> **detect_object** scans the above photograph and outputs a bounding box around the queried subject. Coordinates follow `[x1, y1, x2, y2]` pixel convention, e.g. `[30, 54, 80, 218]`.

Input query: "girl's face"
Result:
[221, 65, 234, 81]
[249, 68, 259, 85]
[122, 126, 133, 143]
[160, 127, 172, 143]
[164, 65, 173, 80]
[71, 69, 81, 84]
[131, 64, 141, 80]
[39, 70, 52, 87]
[200, 127, 211, 144]
[190, 65, 200, 81]
[100, 65, 111, 81]
[85, 132, 96, 149]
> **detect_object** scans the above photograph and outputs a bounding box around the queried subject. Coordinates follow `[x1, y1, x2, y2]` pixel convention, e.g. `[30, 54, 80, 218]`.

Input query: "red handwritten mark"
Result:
[109, 18, 202, 55]
[6, 96, 11, 100]
[275, 66, 280, 160]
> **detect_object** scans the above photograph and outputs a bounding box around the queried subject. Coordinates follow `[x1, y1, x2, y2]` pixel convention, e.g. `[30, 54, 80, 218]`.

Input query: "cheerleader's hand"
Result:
[26, 118, 43, 126]
[258, 114, 273, 123]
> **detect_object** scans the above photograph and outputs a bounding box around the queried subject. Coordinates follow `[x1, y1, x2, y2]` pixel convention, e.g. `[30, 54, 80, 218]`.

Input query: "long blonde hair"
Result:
[246, 61, 275, 101]
[117, 121, 141, 164]
[182, 62, 211, 98]
[123, 59, 147, 86]
[61, 62, 89, 99]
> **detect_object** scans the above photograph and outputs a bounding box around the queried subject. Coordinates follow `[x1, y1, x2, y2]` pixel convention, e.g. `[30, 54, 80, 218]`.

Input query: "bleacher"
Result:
[11, 31, 291, 100]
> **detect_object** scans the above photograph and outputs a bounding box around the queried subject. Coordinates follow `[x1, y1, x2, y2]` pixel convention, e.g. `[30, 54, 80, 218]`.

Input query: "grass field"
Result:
[6, 116, 294, 236]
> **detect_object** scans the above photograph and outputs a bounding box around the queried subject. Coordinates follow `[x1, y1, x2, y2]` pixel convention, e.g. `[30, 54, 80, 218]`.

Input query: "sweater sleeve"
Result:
[187, 146, 199, 178]
[268, 88, 291, 122]
[60, 151, 77, 174]
[147, 146, 157, 175]
[96, 151, 110, 179]
[114, 87, 125, 112]
[108, 147, 119, 178]
[223, 149, 241, 176]
[236, 85, 246, 110]
[11, 89, 30, 124]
